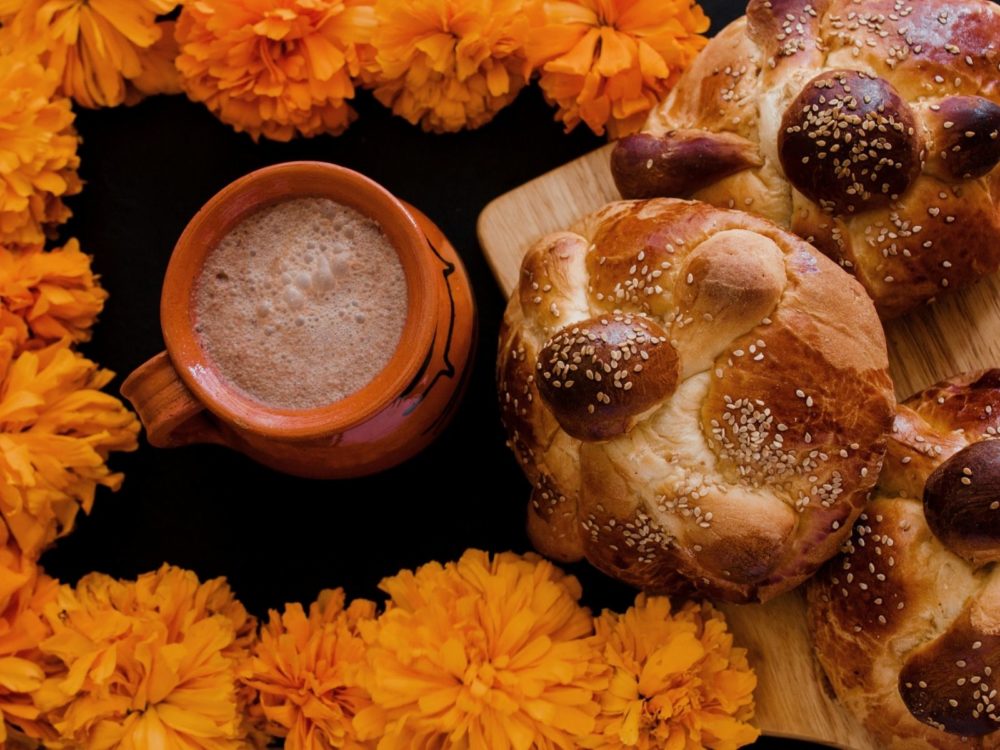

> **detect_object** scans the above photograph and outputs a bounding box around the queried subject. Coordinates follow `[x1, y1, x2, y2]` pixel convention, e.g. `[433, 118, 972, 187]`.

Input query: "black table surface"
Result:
[41, 1, 821, 747]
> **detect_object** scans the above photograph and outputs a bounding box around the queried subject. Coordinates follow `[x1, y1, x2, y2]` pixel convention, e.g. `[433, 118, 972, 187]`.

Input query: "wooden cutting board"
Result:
[477, 144, 1000, 749]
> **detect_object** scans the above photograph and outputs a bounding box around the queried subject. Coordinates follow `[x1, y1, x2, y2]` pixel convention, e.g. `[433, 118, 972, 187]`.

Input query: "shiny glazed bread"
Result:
[808, 370, 1000, 749]
[498, 198, 895, 602]
[611, 0, 1000, 319]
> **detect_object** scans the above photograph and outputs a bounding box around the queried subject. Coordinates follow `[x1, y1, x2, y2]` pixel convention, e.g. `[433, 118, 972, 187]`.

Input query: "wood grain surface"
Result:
[477, 144, 1000, 748]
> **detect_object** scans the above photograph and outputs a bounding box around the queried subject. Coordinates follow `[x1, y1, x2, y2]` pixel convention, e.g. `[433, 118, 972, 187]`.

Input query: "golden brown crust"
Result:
[499, 198, 894, 602]
[746, 0, 828, 72]
[808, 369, 1000, 748]
[497, 276, 585, 563]
[650, 18, 763, 142]
[613, 0, 1000, 318]
[910, 370, 1000, 439]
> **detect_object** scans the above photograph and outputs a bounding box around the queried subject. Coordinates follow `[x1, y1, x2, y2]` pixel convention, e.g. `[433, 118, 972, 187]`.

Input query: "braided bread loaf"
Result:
[611, 0, 1000, 319]
[808, 370, 1000, 749]
[498, 198, 895, 602]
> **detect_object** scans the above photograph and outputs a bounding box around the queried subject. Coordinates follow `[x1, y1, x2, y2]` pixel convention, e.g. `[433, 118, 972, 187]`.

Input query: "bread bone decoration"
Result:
[610, 0, 1000, 319]
[498, 198, 895, 602]
[809, 370, 1000, 750]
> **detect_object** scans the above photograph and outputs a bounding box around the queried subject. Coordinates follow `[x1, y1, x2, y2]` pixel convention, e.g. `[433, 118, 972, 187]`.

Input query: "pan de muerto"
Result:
[498, 198, 895, 602]
[611, 0, 1000, 319]
[809, 370, 1000, 749]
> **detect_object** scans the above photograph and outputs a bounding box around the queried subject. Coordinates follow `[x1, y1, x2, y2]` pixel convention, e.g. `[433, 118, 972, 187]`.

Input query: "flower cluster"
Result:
[0, 545, 759, 750]
[173, 0, 708, 138]
[0, 0, 709, 139]
[0, 37, 143, 586]
[0, 40, 141, 563]
[239, 550, 760, 750]
[0, 13, 167, 743]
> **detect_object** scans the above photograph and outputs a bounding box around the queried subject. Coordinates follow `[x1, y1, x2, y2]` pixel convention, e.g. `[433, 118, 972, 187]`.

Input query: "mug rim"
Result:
[161, 161, 438, 440]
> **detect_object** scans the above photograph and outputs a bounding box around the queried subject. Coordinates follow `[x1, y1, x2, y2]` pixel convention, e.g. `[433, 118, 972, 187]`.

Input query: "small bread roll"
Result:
[611, 0, 1000, 319]
[808, 370, 1000, 749]
[499, 197, 895, 602]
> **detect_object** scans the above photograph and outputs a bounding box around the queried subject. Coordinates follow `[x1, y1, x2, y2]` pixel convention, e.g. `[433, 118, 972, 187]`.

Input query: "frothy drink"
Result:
[193, 197, 407, 409]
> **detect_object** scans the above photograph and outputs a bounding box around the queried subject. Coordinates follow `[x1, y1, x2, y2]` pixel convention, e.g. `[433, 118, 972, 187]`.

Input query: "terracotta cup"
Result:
[122, 162, 476, 478]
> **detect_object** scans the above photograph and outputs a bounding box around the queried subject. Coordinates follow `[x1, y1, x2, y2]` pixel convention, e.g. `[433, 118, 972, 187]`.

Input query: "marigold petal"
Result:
[595, 28, 635, 76]
[637, 633, 705, 695]
[0, 656, 44, 693]
[88, 0, 161, 47]
[544, 27, 598, 74]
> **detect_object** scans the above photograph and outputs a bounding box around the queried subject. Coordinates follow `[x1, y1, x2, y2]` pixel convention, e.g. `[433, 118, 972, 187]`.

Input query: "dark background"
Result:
[42, 1, 816, 746]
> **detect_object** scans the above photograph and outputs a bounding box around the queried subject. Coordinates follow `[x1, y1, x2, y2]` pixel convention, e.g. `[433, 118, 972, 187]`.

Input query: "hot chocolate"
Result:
[193, 197, 407, 409]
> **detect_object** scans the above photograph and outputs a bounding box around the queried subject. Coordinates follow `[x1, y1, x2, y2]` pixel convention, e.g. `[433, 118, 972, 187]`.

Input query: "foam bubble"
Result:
[284, 286, 305, 309]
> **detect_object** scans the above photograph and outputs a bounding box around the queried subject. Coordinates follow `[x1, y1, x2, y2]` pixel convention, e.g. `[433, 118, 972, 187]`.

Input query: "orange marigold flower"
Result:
[0, 55, 81, 249]
[0, 0, 181, 109]
[175, 0, 376, 142]
[526, 0, 709, 137]
[585, 596, 759, 750]
[0, 340, 139, 558]
[354, 549, 608, 749]
[35, 565, 256, 750]
[0, 533, 60, 746]
[368, 0, 532, 133]
[242, 589, 377, 750]
[0, 240, 107, 347]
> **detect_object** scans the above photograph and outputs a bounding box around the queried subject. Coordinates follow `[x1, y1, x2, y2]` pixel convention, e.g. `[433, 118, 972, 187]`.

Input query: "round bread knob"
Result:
[779, 70, 923, 215]
[535, 313, 679, 442]
[611, 130, 761, 200]
[924, 440, 1000, 567]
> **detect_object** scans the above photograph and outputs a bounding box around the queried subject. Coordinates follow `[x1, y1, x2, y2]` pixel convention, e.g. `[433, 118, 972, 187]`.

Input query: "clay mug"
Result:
[122, 162, 476, 478]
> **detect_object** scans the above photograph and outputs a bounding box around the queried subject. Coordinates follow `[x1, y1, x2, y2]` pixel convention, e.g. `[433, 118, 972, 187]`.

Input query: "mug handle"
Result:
[121, 352, 225, 448]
